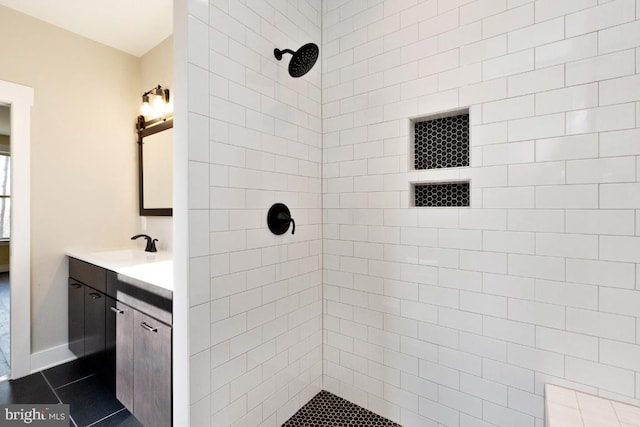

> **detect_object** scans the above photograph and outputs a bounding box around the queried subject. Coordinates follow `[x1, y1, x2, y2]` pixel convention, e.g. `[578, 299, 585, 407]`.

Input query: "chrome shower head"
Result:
[274, 43, 319, 78]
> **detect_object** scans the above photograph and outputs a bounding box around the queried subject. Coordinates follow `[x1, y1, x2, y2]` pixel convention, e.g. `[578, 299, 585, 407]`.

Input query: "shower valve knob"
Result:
[277, 212, 295, 235]
[267, 203, 295, 235]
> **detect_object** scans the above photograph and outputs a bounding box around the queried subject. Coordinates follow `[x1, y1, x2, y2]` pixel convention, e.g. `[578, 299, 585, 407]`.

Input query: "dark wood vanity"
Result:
[68, 256, 172, 427]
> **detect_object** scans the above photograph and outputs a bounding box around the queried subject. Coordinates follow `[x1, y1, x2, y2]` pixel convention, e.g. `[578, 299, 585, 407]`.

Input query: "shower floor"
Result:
[282, 390, 401, 426]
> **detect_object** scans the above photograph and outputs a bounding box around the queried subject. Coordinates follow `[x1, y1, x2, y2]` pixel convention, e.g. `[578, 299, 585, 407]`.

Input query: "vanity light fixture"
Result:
[140, 85, 170, 118]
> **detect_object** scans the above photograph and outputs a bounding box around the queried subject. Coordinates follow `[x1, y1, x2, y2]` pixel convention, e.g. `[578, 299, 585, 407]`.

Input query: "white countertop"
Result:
[546, 384, 640, 427]
[67, 248, 173, 294]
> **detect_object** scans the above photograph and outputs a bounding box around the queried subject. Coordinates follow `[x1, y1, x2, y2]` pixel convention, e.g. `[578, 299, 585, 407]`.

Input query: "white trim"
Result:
[30, 344, 76, 374]
[173, 1, 189, 425]
[0, 80, 33, 379]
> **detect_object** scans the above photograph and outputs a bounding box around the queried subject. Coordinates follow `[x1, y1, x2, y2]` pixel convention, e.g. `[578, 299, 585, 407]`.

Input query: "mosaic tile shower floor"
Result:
[282, 390, 402, 427]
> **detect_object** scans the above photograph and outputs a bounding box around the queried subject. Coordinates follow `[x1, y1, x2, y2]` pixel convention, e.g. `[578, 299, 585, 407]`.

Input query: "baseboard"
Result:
[0, 264, 9, 273]
[30, 343, 76, 374]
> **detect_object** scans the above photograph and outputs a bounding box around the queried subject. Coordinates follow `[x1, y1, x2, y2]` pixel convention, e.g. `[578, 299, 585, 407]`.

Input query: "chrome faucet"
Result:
[131, 234, 158, 253]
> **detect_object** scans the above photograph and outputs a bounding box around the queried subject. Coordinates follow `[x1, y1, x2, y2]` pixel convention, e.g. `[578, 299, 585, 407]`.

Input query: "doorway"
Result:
[0, 80, 32, 380]
[0, 104, 10, 378]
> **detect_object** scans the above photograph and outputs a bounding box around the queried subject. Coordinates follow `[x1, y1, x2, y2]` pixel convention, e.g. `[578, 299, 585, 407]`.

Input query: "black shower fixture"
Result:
[274, 43, 319, 78]
[267, 203, 295, 235]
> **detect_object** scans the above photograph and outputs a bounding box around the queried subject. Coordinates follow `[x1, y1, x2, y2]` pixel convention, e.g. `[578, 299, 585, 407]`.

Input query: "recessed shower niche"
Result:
[413, 181, 470, 207]
[411, 109, 470, 207]
[413, 110, 469, 170]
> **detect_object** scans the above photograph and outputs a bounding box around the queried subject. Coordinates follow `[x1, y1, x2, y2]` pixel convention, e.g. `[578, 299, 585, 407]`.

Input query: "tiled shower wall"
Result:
[321, 0, 640, 426]
[186, 1, 323, 425]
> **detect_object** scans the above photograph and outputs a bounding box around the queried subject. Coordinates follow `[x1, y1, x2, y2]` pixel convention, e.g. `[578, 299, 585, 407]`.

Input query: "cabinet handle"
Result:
[140, 322, 158, 333]
[109, 306, 124, 314]
[88, 292, 101, 300]
[70, 283, 82, 289]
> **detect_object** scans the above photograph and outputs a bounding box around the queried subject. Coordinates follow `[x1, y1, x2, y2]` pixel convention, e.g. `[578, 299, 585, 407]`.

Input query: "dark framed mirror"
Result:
[136, 115, 173, 216]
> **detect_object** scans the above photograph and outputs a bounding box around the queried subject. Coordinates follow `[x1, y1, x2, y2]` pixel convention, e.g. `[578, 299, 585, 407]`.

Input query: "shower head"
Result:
[274, 42, 319, 78]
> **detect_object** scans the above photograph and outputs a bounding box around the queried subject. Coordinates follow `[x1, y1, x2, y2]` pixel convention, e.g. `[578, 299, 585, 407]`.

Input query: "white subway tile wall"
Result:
[321, 1, 640, 427]
[187, 1, 322, 426]
[185, 0, 640, 425]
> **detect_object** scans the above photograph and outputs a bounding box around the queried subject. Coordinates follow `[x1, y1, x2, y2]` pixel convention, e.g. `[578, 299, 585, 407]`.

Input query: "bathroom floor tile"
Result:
[55, 375, 123, 427]
[43, 358, 96, 388]
[0, 360, 137, 427]
[282, 390, 401, 427]
[91, 408, 143, 427]
[0, 372, 58, 404]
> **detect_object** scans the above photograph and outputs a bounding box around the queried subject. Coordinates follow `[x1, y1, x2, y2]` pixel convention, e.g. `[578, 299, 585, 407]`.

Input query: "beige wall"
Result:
[141, 35, 172, 91]
[0, 5, 141, 353]
[139, 36, 173, 251]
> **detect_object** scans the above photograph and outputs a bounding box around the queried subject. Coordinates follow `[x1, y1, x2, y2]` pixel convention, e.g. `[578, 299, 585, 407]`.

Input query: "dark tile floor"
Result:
[1, 365, 399, 426]
[0, 272, 10, 378]
[0, 358, 141, 427]
[283, 390, 402, 427]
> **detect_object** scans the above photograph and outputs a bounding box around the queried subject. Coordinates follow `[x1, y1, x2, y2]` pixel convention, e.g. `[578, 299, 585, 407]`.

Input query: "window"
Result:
[0, 153, 10, 239]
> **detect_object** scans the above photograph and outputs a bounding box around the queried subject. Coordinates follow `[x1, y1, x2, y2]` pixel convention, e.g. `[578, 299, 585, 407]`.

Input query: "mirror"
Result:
[137, 116, 172, 216]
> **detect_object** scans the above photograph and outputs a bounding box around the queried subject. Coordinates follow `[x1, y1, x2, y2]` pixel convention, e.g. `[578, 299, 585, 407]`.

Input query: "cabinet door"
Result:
[84, 287, 105, 361]
[133, 311, 172, 427]
[68, 280, 84, 357]
[103, 296, 118, 394]
[115, 301, 134, 413]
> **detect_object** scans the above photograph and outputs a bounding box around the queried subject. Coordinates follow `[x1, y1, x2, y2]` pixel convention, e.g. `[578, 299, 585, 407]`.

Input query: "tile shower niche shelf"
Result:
[413, 181, 470, 207]
[410, 109, 471, 207]
[413, 110, 469, 170]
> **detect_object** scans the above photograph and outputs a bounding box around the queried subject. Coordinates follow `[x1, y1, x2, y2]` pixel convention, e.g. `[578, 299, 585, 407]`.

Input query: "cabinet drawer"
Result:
[69, 258, 106, 293]
[117, 290, 172, 326]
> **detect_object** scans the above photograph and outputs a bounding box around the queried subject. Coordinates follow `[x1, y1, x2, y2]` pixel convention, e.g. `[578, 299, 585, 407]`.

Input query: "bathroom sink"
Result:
[87, 249, 171, 265]
[68, 248, 172, 270]
[67, 248, 174, 293]
[117, 260, 173, 293]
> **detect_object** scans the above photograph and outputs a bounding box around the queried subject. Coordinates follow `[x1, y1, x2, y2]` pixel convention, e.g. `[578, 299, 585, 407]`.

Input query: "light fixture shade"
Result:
[151, 95, 166, 116]
[140, 85, 171, 119]
[140, 103, 152, 117]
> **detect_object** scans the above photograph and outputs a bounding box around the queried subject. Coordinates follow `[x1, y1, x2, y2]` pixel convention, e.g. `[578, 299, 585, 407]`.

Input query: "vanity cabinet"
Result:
[67, 280, 85, 357]
[68, 256, 173, 427]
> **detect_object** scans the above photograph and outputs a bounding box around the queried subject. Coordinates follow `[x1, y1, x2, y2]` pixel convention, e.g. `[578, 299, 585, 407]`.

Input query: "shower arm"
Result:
[274, 48, 295, 60]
